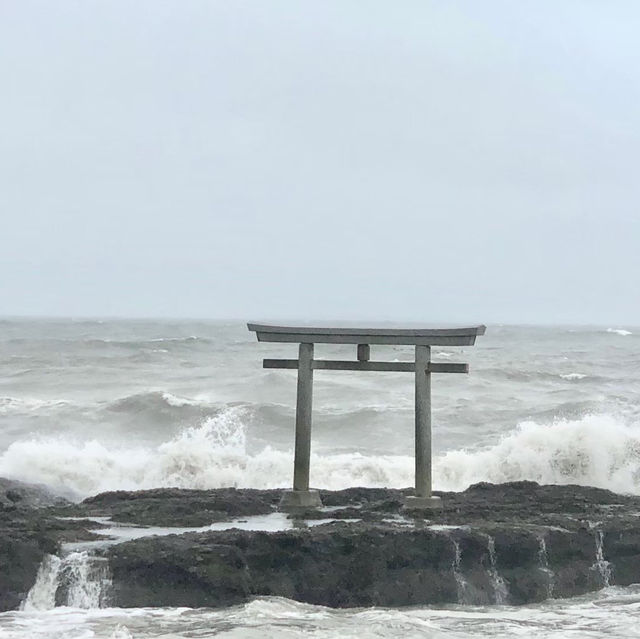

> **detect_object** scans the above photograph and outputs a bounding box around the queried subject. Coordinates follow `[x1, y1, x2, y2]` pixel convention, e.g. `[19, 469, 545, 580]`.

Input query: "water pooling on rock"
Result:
[20, 510, 363, 613]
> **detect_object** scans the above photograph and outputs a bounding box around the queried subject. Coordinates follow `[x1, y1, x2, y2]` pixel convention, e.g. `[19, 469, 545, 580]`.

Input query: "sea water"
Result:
[0, 318, 639, 637]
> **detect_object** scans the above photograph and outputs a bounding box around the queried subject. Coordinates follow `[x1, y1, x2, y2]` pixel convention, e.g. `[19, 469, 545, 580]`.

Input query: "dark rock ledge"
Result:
[3, 478, 640, 611]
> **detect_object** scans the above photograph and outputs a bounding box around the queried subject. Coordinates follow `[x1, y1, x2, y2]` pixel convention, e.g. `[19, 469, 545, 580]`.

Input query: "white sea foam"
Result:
[559, 373, 587, 381]
[0, 397, 74, 414]
[436, 414, 640, 493]
[6, 589, 640, 639]
[21, 555, 62, 611]
[22, 552, 111, 611]
[606, 328, 632, 336]
[1, 410, 640, 498]
[160, 392, 207, 408]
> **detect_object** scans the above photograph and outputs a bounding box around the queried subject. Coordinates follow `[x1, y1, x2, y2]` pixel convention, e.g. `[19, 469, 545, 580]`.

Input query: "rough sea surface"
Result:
[1, 318, 639, 638]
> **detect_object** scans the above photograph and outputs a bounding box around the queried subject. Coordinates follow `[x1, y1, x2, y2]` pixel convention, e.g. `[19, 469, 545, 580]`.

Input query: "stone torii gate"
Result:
[248, 323, 486, 510]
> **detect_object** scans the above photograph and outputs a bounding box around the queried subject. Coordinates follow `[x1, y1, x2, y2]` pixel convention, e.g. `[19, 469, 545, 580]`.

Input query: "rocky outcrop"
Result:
[108, 535, 251, 608]
[81, 487, 282, 526]
[0, 479, 71, 610]
[101, 481, 640, 609]
[4, 480, 640, 611]
[0, 477, 69, 511]
[0, 479, 103, 611]
[103, 519, 606, 609]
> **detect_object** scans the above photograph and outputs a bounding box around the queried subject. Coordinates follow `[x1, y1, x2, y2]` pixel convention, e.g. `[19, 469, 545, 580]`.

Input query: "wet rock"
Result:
[5, 480, 640, 611]
[0, 478, 108, 611]
[100, 482, 640, 609]
[82, 487, 282, 526]
[108, 535, 250, 607]
[0, 479, 73, 610]
[107, 522, 459, 608]
[0, 509, 58, 611]
[0, 478, 70, 510]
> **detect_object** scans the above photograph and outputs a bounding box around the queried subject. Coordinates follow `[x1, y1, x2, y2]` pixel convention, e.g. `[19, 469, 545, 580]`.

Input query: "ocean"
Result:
[0, 318, 639, 638]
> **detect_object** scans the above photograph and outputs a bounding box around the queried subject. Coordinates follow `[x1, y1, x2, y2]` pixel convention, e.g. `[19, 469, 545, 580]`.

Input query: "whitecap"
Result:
[606, 328, 632, 336]
[0, 397, 74, 414]
[160, 392, 208, 408]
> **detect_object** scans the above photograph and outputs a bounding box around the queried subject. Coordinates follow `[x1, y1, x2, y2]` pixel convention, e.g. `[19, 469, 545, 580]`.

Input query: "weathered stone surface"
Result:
[0, 479, 110, 611]
[82, 487, 282, 526]
[0, 522, 52, 611]
[106, 523, 460, 608]
[97, 482, 640, 609]
[0, 479, 74, 610]
[0, 478, 70, 511]
[108, 535, 250, 608]
[4, 479, 640, 611]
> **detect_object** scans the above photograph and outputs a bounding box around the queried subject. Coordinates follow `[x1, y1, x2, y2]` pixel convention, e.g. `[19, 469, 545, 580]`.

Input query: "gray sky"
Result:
[1, 1, 639, 324]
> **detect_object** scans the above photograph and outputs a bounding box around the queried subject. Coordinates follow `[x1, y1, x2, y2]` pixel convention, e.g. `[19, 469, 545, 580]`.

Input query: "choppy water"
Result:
[1, 318, 639, 637]
[5, 590, 640, 638]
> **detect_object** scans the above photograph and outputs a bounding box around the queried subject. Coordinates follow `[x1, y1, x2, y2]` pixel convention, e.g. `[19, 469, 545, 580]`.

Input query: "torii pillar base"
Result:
[279, 489, 323, 511]
[403, 495, 443, 511]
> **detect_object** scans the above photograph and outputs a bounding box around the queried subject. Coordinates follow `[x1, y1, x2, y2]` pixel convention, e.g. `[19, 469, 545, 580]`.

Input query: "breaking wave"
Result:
[0, 392, 217, 417]
[606, 328, 633, 336]
[106, 390, 216, 412]
[436, 414, 640, 493]
[1, 410, 639, 499]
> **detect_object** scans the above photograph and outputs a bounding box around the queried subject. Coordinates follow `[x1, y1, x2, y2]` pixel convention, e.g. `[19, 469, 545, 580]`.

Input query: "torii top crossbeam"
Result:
[249, 323, 485, 346]
[248, 323, 486, 510]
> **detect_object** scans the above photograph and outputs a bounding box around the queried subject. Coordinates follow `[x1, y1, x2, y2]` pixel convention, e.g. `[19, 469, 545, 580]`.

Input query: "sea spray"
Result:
[0, 407, 412, 497]
[2, 412, 640, 498]
[436, 414, 640, 495]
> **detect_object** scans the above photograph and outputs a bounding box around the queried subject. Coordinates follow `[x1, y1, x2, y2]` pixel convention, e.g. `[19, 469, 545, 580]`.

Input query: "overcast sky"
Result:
[1, 1, 639, 324]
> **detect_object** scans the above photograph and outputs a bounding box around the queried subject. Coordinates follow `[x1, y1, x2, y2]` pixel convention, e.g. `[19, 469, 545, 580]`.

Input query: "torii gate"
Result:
[248, 323, 486, 510]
